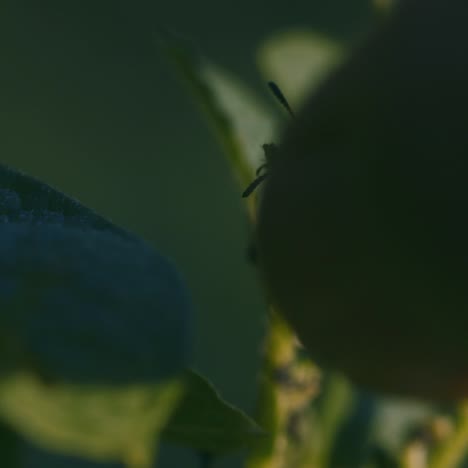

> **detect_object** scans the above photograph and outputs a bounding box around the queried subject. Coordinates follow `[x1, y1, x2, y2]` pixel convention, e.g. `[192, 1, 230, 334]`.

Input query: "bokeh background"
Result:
[0, 1, 379, 466]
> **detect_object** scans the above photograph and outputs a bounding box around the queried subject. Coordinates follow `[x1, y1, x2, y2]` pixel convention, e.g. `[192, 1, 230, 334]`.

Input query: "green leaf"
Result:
[307, 374, 361, 468]
[0, 223, 191, 385]
[162, 370, 264, 455]
[160, 33, 277, 188]
[257, 30, 345, 108]
[0, 164, 191, 385]
[0, 164, 192, 466]
[0, 373, 184, 468]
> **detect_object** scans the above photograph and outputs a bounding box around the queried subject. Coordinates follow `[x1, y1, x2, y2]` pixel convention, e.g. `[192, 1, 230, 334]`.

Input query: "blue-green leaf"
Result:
[0, 164, 192, 465]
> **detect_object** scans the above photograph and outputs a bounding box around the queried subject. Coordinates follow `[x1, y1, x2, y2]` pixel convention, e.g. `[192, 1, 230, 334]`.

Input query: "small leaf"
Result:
[162, 370, 264, 455]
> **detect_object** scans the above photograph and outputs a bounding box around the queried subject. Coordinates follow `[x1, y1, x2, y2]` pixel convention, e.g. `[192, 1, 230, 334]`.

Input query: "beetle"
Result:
[242, 82, 294, 199]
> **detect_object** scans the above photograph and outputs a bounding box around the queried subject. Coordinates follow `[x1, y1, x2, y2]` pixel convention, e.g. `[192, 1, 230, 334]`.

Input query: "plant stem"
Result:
[430, 401, 468, 468]
[246, 311, 321, 468]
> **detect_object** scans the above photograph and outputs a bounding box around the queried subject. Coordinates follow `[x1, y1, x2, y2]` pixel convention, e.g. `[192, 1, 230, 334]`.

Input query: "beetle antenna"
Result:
[268, 81, 295, 118]
[242, 173, 269, 198]
[241, 83, 293, 198]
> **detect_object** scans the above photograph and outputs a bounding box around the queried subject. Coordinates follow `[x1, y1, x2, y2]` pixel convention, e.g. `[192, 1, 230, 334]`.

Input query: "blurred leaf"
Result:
[0, 223, 191, 385]
[0, 163, 134, 240]
[0, 165, 192, 467]
[160, 33, 277, 189]
[162, 370, 263, 455]
[367, 445, 400, 468]
[430, 402, 468, 468]
[198, 64, 277, 174]
[313, 373, 355, 467]
[372, 0, 396, 14]
[327, 390, 377, 467]
[0, 373, 183, 467]
[0, 421, 20, 468]
[257, 30, 345, 108]
[0, 164, 191, 385]
[372, 399, 434, 457]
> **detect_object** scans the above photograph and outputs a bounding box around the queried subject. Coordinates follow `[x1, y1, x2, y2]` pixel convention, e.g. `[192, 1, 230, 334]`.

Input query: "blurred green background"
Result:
[0, 1, 378, 466]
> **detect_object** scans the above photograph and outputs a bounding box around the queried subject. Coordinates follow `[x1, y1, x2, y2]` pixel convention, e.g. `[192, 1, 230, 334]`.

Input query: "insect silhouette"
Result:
[244, 82, 294, 265]
[241, 82, 294, 198]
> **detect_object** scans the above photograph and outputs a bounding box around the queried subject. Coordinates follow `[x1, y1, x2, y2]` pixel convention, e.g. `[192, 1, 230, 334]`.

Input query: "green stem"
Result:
[246, 311, 320, 468]
[430, 401, 468, 468]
